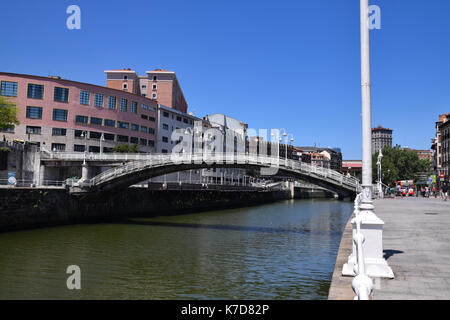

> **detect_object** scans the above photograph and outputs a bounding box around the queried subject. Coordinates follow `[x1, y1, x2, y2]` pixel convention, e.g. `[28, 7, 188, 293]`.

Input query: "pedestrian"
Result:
[433, 186, 437, 198]
[442, 183, 448, 202]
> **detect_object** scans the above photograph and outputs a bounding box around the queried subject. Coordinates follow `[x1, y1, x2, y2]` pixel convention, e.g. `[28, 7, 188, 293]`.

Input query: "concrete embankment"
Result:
[0, 185, 334, 232]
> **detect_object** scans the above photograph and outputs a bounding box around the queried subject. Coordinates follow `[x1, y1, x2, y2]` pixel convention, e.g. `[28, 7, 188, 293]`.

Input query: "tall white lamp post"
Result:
[342, 0, 393, 279]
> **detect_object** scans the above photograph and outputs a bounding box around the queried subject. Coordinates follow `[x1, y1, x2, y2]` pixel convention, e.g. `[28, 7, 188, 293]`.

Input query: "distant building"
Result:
[431, 113, 450, 179]
[372, 126, 393, 154]
[201, 114, 249, 185]
[298, 147, 343, 172]
[105, 68, 188, 113]
[342, 160, 362, 180]
[403, 148, 433, 161]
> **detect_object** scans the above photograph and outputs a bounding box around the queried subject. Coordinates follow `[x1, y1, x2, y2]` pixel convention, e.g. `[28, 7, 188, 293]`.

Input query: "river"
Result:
[0, 198, 353, 300]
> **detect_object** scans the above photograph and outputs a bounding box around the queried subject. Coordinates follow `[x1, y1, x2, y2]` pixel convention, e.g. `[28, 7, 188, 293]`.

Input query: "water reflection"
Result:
[0, 199, 353, 300]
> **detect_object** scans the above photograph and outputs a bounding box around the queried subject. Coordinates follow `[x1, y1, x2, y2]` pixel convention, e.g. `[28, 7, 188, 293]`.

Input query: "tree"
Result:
[113, 144, 139, 153]
[372, 145, 432, 185]
[0, 96, 19, 130]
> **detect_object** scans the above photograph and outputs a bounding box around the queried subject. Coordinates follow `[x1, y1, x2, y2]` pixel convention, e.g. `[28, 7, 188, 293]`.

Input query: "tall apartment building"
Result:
[105, 68, 188, 113]
[432, 113, 450, 179]
[371, 126, 393, 154]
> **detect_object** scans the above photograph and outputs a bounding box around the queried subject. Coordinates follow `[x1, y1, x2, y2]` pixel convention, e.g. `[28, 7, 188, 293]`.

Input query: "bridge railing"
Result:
[351, 193, 373, 300]
[85, 153, 360, 191]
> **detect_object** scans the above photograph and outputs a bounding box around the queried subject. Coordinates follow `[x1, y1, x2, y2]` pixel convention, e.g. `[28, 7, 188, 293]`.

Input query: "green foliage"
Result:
[0, 97, 19, 130]
[113, 144, 139, 153]
[372, 145, 432, 185]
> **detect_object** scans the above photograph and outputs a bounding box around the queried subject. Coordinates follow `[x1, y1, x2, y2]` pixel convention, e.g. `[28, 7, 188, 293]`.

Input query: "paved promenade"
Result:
[329, 196, 450, 300]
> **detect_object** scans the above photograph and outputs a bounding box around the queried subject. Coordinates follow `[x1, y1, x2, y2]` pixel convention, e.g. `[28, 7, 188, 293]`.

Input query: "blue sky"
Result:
[1, 0, 449, 159]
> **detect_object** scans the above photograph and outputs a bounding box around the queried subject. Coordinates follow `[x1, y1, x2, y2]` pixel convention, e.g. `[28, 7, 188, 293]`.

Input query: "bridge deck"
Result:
[329, 197, 450, 300]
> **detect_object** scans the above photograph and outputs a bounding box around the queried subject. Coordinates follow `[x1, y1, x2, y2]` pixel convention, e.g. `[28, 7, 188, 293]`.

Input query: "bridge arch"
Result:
[80, 154, 359, 198]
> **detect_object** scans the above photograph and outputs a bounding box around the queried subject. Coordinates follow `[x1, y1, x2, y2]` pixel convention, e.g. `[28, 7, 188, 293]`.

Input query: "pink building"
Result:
[105, 68, 188, 113]
[0, 72, 158, 153]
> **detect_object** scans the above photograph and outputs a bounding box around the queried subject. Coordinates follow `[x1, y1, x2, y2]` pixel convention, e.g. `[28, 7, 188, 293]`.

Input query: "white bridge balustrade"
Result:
[40, 151, 361, 194]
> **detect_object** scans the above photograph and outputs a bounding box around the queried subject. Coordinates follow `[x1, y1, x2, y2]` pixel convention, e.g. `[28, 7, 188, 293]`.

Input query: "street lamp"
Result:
[377, 149, 383, 198]
[79, 130, 88, 181]
[342, 0, 393, 279]
[100, 133, 105, 155]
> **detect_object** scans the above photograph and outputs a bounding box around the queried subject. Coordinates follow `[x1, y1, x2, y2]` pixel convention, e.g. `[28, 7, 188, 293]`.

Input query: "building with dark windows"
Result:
[0, 72, 158, 153]
[432, 114, 450, 180]
[372, 126, 393, 154]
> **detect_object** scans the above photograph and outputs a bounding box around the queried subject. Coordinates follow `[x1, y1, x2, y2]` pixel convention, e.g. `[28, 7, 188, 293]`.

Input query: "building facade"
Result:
[431, 114, 450, 180]
[105, 68, 188, 113]
[371, 126, 393, 154]
[0, 72, 158, 153]
[298, 147, 342, 172]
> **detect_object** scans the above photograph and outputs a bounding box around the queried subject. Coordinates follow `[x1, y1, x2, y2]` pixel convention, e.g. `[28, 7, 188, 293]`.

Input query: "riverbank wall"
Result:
[0, 185, 335, 232]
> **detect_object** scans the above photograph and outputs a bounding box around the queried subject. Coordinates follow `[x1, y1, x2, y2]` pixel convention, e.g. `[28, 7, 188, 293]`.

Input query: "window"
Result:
[141, 104, 148, 110]
[149, 128, 155, 135]
[123, 83, 128, 90]
[176, 116, 182, 122]
[94, 93, 104, 107]
[117, 135, 129, 143]
[141, 114, 148, 120]
[52, 128, 67, 136]
[131, 101, 138, 114]
[183, 118, 188, 124]
[51, 143, 66, 151]
[124, 76, 128, 80]
[140, 138, 147, 146]
[163, 112, 169, 118]
[26, 126, 41, 134]
[90, 117, 102, 125]
[54, 87, 69, 102]
[108, 96, 117, 110]
[104, 133, 115, 141]
[149, 106, 156, 112]
[26, 106, 43, 119]
[140, 126, 147, 133]
[74, 145, 85, 152]
[53, 109, 68, 122]
[162, 136, 169, 143]
[1, 125, 15, 133]
[75, 115, 88, 124]
[118, 121, 129, 129]
[162, 149, 168, 154]
[90, 132, 102, 140]
[80, 91, 90, 105]
[28, 84, 44, 99]
[152, 84, 157, 90]
[142, 85, 147, 89]
[148, 140, 155, 147]
[162, 123, 169, 130]
[131, 124, 139, 131]
[189, 120, 194, 125]
[153, 76, 157, 81]
[130, 137, 139, 144]
[89, 146, 100, 153]
[120, 98, 128, 112]
[104, 119, 115, 127]
[1, 81, 18, 97]
[152, 93, 157, 99]
[148, 116, 156, 122]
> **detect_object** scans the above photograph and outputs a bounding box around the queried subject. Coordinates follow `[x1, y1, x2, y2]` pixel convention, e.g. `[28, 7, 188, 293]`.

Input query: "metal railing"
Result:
[0, 179, 65, 188]
[351, 193, 373, 300]
[84, 153, 360, 191]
